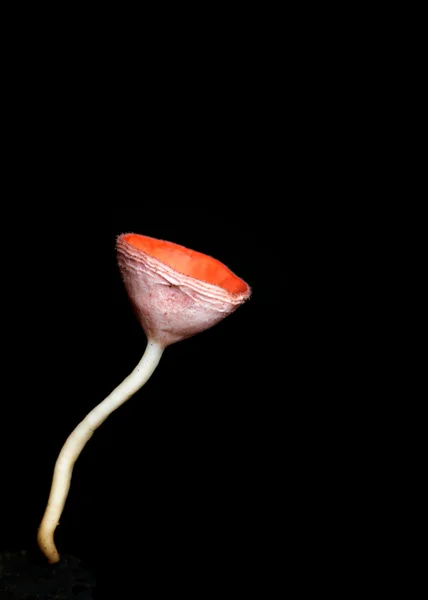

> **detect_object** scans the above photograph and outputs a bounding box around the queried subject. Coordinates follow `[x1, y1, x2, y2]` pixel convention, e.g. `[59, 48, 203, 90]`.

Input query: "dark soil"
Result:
[0, 551, 95, 599]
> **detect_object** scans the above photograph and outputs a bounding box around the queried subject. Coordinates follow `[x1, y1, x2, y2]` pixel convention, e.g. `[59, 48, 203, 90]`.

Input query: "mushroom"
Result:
[37, 233, 251, 563]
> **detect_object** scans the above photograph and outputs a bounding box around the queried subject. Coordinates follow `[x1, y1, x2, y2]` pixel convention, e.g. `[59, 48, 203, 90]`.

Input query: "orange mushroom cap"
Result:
[116, 233, 251, 347]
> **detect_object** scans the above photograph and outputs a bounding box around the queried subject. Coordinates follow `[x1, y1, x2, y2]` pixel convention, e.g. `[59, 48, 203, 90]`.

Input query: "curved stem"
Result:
[37, 339, 164, 563]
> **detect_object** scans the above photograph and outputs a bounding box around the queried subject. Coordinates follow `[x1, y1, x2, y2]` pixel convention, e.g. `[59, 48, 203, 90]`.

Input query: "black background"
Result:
[0, 10, 376, 596]
[0, 31, 324, 593]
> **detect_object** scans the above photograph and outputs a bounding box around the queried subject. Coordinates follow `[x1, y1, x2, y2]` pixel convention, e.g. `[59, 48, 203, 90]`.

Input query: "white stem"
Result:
[37, 339, 164, 563]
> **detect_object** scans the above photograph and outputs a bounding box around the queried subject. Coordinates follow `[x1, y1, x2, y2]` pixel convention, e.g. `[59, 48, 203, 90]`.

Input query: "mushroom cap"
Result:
[116, 233, 251, 347]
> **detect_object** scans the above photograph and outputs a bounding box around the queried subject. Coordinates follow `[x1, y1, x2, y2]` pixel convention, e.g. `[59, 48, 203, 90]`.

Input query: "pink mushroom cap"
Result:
[116, 233, 251, 347]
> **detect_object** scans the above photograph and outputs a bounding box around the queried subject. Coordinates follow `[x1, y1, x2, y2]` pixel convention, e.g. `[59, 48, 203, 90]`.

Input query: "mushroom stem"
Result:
[37, 339, 165, 563]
